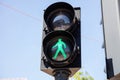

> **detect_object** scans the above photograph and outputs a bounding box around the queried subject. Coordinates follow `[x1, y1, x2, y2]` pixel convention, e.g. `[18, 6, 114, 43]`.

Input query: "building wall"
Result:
[102, 0, 120, 75]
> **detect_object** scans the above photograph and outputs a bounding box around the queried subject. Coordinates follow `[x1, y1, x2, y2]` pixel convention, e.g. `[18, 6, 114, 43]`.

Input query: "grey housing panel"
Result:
[102, 0, 120, 75]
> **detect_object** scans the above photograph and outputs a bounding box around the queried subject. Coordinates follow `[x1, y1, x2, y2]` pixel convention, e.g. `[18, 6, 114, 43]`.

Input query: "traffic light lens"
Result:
[53, 14, 71, 30]
[53, 14, 70, 24]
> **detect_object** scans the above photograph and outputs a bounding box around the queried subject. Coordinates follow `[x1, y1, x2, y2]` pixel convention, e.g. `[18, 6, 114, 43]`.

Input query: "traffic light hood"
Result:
[43, 31, 77, 67]
[44, 2, 76, 31]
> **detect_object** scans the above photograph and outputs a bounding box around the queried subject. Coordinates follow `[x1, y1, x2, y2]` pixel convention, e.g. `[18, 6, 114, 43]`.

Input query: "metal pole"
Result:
[53, 69, 71, 80]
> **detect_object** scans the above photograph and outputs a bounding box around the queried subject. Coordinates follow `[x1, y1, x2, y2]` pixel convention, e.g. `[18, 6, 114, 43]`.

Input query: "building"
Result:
[101, 0, 120, 78]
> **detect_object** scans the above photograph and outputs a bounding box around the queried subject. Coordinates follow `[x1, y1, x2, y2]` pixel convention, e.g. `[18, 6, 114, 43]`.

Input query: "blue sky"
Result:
[0, 0, 106, 80]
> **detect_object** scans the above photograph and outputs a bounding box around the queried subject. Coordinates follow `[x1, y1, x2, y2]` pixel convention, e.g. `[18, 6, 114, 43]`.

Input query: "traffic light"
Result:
[40, 2, 81, 77]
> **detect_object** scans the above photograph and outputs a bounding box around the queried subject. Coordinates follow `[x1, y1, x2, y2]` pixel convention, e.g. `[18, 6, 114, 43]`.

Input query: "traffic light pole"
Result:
[53, 69, 71, 80]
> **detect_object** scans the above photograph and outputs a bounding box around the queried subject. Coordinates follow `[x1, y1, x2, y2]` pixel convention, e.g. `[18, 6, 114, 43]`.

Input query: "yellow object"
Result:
[73, 71, 82, 80]
[72, 70, 94, 80]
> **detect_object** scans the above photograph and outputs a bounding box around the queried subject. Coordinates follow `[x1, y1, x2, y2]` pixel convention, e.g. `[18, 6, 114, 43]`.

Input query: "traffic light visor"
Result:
[43, 31, 77, 66]
[44, 2, 75, 31]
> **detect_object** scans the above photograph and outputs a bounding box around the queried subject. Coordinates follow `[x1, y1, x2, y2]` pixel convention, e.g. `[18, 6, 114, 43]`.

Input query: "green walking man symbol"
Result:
[52, 38, 67, 59]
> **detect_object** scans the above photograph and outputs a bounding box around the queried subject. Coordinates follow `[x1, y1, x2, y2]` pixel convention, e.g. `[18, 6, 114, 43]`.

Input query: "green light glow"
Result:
[52, 38, 67, 60]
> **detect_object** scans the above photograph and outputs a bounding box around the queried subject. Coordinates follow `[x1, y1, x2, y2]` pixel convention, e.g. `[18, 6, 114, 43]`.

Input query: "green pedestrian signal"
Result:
[52, 38, 67, 59]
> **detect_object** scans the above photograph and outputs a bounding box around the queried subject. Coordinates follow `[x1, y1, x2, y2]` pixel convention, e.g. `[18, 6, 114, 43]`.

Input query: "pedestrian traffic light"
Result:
[40, 2, 81, 78]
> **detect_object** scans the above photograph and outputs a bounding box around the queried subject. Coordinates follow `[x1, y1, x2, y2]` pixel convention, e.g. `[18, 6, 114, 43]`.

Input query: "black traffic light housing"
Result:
[40, 2, 81, 77]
